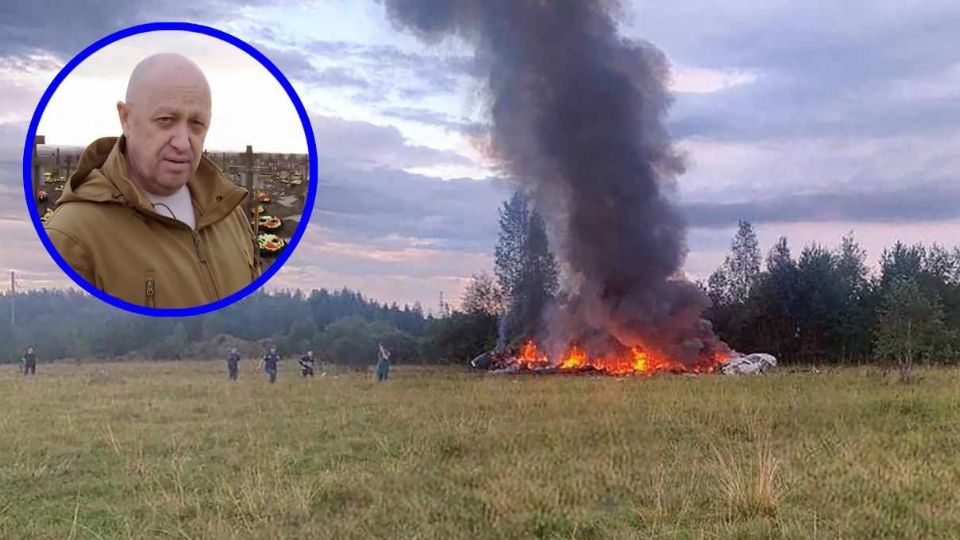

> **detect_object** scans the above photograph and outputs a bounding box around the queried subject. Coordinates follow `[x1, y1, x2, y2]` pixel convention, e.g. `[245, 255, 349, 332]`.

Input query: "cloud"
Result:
[669, 74, 960, 143]
[300, 39, 475, 80]
[628, 1, 960, 74]
[0, 55, 58, 135]
[311, 67, 372, 89]
[252, 43, 373, 89]
[683, 180, 960, 228]
[619, 1, 960, 143]
[315, 164, 504, 253]
[272, 162, 505, 307]
[378, 106, 486, 134]
[253, 36, 476, 101]
[312, 113, 473, 170]
[268, 259, 476, 310]
[0, 0, 284, 59]
[0, 123, 27, 161]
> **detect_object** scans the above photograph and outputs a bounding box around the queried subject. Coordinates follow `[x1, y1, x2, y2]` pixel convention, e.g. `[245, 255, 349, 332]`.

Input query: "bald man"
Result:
[45, 53, 260, 308]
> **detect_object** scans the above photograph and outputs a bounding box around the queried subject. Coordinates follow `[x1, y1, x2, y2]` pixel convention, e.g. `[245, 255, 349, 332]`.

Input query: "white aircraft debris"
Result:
[719, 353, 778, 375]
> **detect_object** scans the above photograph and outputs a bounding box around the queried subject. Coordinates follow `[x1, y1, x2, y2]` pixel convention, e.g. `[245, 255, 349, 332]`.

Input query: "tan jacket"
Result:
[46, 137, 260, 308]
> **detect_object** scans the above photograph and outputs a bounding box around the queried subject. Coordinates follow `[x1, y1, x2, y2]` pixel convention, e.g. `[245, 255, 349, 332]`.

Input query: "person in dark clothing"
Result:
[298, 350, 316, 378]
[226, 347, 240, 381]
[376, 343, 390, 382]
[261, 346, 280, 383]
[22, 346, 37, 376]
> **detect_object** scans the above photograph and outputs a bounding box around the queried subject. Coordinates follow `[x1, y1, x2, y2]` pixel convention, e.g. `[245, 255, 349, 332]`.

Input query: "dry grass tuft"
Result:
[713, 440, 781, 520]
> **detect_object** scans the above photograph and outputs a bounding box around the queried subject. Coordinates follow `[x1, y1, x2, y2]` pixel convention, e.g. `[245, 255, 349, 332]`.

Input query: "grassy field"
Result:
[2, 361, 960, 539]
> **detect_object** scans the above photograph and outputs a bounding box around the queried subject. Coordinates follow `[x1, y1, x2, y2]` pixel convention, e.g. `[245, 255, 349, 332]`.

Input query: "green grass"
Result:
[2, 362, 960, 539]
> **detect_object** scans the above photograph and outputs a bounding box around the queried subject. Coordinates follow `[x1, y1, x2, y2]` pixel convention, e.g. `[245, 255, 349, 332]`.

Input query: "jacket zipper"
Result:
[192, 230, 222, 299]
[124, 192, 238, 305]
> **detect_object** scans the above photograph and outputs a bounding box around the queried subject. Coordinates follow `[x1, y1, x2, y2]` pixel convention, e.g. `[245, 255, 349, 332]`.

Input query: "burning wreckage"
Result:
[471, 343, 777, 376]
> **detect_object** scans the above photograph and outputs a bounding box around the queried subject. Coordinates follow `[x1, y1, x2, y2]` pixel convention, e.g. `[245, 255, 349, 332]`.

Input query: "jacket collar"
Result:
[60, 136, 248, 230]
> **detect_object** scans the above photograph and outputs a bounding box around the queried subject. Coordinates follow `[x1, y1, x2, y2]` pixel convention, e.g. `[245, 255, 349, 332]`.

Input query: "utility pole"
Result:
[439, 291, 450, 317]
[10, 270, 16, 328]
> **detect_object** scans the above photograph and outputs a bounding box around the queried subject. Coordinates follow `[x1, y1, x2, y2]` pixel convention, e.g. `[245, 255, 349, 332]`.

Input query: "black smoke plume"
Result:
[384, 0, 730, 364]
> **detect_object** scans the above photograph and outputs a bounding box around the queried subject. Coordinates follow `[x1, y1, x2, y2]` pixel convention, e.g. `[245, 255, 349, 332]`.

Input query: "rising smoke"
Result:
[383, 0, 730, 364]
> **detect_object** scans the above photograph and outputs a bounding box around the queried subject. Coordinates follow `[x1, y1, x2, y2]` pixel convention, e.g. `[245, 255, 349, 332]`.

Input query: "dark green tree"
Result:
[832, 232, 872, 362]
[749, 236, 800, 360]
[879, 242, 924, 291]
[494, 191, 559, 345]
[793, 244, 844, 363]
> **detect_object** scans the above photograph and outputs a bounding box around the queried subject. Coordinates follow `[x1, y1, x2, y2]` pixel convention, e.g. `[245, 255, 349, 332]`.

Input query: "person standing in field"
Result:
[261, 346, 280, 383]
[22, 346, 37, 376]
[375, 343, 390, 382]
[226, 347, 241, 381]
[298, 350, 315, 378]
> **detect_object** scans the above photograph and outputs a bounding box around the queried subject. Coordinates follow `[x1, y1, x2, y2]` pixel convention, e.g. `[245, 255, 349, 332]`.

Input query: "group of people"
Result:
[226, 343, 392, 383]
[11, 343, 394, 382]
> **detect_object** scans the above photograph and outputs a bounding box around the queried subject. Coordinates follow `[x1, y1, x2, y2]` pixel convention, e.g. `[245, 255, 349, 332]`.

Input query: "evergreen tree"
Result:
[494, 191, 559, 344]
[494, 192, 529, 300]
[706, 266, 732, 308]
[727, 219, 761, 302]
[750, 237, 800, 360]
[879, 242, 924, 291]
[794, 244, 842, 363]
[707, 219, 760, 306]
[833, 232, 872, 361]
[706, 220, 762, 350]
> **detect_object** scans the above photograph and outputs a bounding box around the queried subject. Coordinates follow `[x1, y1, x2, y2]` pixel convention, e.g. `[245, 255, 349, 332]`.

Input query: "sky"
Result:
[1, 0, 959, 311]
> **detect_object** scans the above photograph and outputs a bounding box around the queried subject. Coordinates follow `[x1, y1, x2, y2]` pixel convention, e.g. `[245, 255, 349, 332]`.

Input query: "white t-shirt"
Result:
[145, 186, 196, 230]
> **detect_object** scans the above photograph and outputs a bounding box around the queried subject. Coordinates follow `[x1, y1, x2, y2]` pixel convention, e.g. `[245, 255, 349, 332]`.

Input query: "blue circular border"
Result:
[23, 22, 318, 317]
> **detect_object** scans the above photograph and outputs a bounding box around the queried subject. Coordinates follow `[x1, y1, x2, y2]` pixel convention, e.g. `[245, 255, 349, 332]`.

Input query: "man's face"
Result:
[118, 79, 211, 196]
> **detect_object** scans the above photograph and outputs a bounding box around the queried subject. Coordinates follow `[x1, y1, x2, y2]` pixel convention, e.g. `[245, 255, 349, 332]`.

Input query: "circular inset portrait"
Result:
[25, 24, 317, 315]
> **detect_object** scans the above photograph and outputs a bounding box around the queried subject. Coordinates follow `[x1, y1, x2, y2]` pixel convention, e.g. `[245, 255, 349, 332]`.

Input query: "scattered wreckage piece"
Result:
[718, 353, 778, 375]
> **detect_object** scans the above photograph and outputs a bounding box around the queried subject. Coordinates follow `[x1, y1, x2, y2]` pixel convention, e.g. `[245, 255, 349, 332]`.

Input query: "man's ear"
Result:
[117, 101, 130, 134]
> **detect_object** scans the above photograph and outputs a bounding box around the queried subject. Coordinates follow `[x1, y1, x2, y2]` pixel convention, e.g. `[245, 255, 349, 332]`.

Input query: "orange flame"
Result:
[559, 346, 586, 369]
[516, 340, 551, 370]
[513, 340, 725, 376]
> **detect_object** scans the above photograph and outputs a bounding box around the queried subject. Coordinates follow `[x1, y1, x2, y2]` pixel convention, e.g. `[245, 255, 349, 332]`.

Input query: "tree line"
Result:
[705, 220, 958, 371]
[6, 198, 950, 372]
[0, 288, 434, 365]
